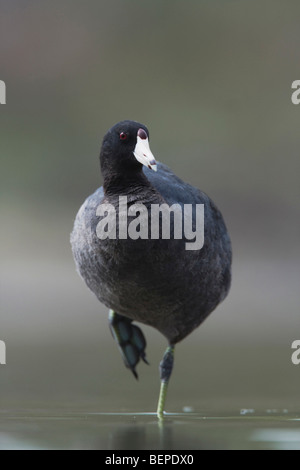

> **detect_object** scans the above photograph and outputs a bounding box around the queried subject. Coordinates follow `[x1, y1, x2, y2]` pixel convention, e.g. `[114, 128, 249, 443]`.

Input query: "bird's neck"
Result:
[103, 169, 155, 199]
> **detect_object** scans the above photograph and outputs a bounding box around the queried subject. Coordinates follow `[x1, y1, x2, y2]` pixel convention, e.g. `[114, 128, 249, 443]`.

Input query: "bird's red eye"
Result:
[119, 132, 128, 141]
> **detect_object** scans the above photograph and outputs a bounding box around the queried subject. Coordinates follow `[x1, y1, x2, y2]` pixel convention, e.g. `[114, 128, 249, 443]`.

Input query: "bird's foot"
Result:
[109, 310, 149, 379]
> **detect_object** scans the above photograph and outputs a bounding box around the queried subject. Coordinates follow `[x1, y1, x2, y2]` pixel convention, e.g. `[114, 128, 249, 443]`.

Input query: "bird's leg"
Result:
[157, 344, 175, 420]
[108, 309, 149, 379]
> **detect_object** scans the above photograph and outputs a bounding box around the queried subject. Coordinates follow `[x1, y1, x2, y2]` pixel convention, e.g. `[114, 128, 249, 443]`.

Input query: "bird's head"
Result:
[100, 120, 157, 178]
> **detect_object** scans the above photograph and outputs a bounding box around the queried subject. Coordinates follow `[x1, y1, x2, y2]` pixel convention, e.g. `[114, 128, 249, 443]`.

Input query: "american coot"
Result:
[71, 120, 232, 418]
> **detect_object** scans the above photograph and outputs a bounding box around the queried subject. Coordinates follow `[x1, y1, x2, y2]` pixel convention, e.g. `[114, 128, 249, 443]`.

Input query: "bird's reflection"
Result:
[107, 418, 174, 450]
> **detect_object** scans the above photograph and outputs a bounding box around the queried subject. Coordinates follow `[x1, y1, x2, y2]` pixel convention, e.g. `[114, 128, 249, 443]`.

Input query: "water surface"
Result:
[1, 408, 299, 450]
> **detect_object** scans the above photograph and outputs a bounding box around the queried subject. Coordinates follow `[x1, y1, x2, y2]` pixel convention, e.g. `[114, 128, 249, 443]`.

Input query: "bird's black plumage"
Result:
[71, 120, 232, 414]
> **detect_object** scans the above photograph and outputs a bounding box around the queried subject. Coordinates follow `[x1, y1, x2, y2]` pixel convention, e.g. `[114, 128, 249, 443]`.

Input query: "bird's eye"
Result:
[119, 132, 128, 141]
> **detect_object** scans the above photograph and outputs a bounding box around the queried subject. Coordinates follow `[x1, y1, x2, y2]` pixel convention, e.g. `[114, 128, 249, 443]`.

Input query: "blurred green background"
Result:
[0, 0, 299, 426]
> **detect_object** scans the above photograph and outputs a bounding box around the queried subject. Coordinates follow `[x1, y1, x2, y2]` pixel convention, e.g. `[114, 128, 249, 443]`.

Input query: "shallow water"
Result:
[0, 409, 299, 450]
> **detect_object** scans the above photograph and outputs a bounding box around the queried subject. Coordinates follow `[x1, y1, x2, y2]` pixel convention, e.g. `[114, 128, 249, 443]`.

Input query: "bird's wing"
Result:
[143, 162, 209, 206]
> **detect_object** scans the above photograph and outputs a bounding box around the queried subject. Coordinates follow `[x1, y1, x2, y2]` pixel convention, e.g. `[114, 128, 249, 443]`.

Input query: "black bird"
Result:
[71, 120, 232, 418]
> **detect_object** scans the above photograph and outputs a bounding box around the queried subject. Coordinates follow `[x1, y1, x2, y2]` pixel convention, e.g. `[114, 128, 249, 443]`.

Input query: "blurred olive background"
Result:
[0, 0, 299, 417]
